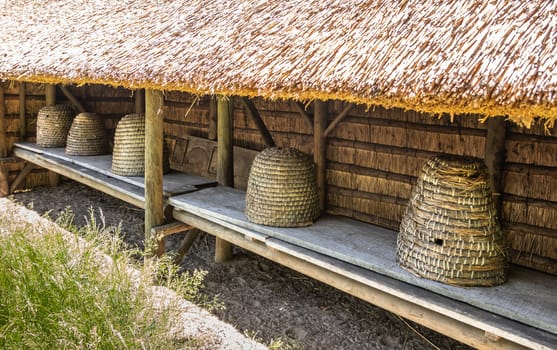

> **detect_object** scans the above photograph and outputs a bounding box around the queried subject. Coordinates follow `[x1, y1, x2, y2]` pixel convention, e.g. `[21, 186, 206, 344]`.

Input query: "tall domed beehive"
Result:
[245, 147, 320, 227]
[111, 114, 146, 176]
[65, 113, 108, 156]
[397, 155, 508, 287]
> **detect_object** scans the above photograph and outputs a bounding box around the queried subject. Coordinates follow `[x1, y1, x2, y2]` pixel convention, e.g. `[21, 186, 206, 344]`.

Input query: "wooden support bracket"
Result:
[240, 97, 275, 148]
[173, 228, 202, 265]
[60, 86, 86, 113]
[151, 221, 193, 241]
[9, 162, 34, 193]
[292, 101, 314, 131]
[324, 104, 353, 137]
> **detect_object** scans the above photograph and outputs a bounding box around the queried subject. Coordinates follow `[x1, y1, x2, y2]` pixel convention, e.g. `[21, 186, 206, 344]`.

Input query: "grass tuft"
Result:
[0, 206, 218, 349]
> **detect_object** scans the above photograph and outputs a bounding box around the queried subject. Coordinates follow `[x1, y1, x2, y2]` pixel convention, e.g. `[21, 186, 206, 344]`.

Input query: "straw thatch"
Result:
[0, 1, 556, 126]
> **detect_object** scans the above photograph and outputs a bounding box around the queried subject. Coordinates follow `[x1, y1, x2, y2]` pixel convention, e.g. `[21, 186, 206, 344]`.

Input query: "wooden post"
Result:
[45, 84, 56, 106]
[45, 84, 60, 186]
[208, 97, 217, 141]
[135, 89, 145, 114]
[314, 100, 328, 211]
[145, 89, 165, 256]
[0, 86, 6, 158]
[215, 96, 234, 262]
[19, 82, 26, 140]
[484, 117, 507, 218]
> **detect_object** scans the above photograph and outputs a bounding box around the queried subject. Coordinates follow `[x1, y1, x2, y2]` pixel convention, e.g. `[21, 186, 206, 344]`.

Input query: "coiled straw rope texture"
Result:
[65, 113, 108, 156]
[397, 155, 508, 287]
[246, 147, 320, 227]
[111, 114, 145, 176]
[36, 105, 74, 148]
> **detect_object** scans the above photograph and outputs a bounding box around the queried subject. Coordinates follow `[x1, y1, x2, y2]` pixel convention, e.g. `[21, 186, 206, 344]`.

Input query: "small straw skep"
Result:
[245, 147, 320, 227]
[65, 112, 108, 156]
[36, 105, 74, 148]
[397, 155, 508, 287]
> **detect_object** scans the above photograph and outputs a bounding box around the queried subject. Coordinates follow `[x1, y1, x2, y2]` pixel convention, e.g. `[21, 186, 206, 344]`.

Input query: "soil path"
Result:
[12, 181, 470, 350]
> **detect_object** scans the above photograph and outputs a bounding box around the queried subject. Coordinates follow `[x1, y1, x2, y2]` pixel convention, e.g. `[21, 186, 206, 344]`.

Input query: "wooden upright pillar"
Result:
[19, 82, 26, 140]
[135, 89, 145, 114]
[314, 100, 328, 211]
[45, 84, 61, 186]
[215, 96, 234, 262]
[208, 97, 217, 141]
[45, 84, 56, 107]
[484, 117, 507, 218]
[0, 86, 6, 158]
[144, 89, 165, 256]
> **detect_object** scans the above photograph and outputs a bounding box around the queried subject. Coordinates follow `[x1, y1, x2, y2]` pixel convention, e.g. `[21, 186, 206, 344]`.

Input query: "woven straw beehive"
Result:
[397, 155, 508, 287]
[36, 105, 74, 147]
[65, 113, 108, 156]
[111, 114, 145, 176]
[245, 147, 320, 227]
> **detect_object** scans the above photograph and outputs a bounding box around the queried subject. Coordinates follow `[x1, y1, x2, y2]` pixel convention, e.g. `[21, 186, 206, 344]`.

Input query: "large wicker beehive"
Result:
[65, 113, 108, 156]
[245, 147, 320, 227]
[111, 114, 145, 176]
[36, 105, 74, 147]
[397, 155, 508, 287]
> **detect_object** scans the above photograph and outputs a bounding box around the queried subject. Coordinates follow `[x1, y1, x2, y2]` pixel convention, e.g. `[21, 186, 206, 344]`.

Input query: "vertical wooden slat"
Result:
[135, 89, 145, 114]
[314, 100, 328, 211]
[484, 117, 507, 218]
[208, 97, 217, 141]
[215, 95, 234, 262]
[0, 86, 6, 158]
[145, 89, 165, 256]
[45, 84, 60, 186]
[19, 82, 26, 140]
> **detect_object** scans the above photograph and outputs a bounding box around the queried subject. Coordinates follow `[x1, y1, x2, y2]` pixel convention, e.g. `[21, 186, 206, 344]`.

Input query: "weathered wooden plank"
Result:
[169, 186, 557, 336]
[172, 208, 554, 350]
[15, 142, 215, 196]
[18, 82, 26, 139]
[13, 147, 145, 207]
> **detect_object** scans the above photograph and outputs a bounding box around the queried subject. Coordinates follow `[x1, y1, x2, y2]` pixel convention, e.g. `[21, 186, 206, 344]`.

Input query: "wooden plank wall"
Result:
[1, 82, 49, 188]
[502, 122, 557, 274]
[24, 84, 557, 275]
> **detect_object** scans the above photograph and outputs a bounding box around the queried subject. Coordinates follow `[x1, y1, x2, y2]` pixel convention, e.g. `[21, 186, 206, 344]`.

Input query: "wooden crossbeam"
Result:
[60, 86, 86, 113]
[151, 221, 193, 240]
[240, 97, 275, 148]
[292, 101, 314, 130]
[324, 104, 353, 137]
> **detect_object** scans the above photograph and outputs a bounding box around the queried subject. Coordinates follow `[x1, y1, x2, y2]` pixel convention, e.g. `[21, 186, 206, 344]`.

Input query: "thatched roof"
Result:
[0, 1, 556, 126]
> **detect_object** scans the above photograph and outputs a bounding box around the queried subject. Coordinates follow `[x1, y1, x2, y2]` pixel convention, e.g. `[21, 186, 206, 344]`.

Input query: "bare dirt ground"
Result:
[11, 180, 471, 350]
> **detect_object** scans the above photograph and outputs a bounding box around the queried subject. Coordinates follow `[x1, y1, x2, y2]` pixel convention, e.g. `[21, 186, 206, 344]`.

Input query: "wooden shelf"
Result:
[170, 186, 557, 350]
